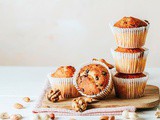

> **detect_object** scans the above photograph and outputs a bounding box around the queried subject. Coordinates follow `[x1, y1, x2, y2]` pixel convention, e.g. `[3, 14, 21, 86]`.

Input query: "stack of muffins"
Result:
[110, 17, 150, 99]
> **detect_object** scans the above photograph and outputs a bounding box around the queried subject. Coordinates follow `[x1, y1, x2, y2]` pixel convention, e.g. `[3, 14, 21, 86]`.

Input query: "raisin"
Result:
[86, 69, 89, 73]
[100, 84, 103, 86]
[102, 71, 107, 76]
[81, 88, 84, 92]
[84, 74, 88, 77]
[98, 88, 102, 92]
[95, 76, 99, 80]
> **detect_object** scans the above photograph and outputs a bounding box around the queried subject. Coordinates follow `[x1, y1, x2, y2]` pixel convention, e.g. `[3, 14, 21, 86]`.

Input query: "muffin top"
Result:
[51, 66, 75, 78]
[115, 47, 145, 53]
[76, 64, 110, 95]
[114, 17, 148, 28]
[92, 58, 114, 69]
[115, 73, 146, 79]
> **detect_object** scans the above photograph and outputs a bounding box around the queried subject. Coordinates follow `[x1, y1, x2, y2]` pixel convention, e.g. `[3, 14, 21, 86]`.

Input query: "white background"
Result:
[0, 0, 159, 67]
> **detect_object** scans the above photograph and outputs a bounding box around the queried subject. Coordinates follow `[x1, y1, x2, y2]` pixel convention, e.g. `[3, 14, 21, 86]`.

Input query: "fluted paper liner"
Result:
[109, 21, 150, 48]
[112, 70, 149, 99]
[48, 74, 81, 98]
[111, 48, 149, 74]
[73, 61, 113, 99]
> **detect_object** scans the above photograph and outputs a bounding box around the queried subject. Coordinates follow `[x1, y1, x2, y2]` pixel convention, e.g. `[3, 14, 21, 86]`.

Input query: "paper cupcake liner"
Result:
[47, 74, 81, 98]
[73, 61, 113, 99]
[112, 71, 149, 99]
[109, 21, 150, 48]
[111, 48, 149, 74]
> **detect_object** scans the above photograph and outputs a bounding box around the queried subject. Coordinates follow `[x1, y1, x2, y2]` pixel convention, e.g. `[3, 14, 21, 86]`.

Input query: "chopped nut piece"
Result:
[122, 110, 129, 119]
[109, 116, 115, 120]
[13, 103, 23, 109]
[23, 97, 30, 102]
[129, 112, 139, 119]
[100, 116, 109, 120]
[72, 97, 87, 112]
[32, 114, 41, 120]
[50, 113, 55, 120]
[42, 105, 50, 108]
[16, 114, 22, 119]
[100, 116, 115, 120]
[44, 114, 50, 119]
[10, 114, 22, 120]
[70, 117, 76, 120]
[0, 112, 10, 119]
[155, 108, 160, 118]
[84, 97, 93, 103]
[47, 89, 61, 102]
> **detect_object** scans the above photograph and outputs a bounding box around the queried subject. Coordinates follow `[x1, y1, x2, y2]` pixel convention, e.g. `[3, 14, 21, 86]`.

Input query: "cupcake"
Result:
[110, 16, 149, 48]
[48, 66, 81, 98]
[111, 47, 149, 74]
[92, 58, 114, 69]
[112, 71, 149, 99]
[74, 61, 113, 99]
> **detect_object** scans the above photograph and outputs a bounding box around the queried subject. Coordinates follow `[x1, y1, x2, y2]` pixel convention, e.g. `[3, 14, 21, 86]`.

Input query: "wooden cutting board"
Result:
[41, 85, 160, 110]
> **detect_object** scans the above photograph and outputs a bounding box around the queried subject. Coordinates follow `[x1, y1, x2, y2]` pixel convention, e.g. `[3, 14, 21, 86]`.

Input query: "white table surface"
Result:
[0, 66, 159, 120]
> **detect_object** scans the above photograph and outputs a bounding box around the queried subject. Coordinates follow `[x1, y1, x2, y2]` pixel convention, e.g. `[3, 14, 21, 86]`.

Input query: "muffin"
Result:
[48, 66, 81, 98]
[112, 71, 149, 99]
[51, 66, 75, 78]
[109, 16, 149, 48]
[92, 58, 114, 69]
[111, 47, 149, 74]
[74, 61, 113, 99]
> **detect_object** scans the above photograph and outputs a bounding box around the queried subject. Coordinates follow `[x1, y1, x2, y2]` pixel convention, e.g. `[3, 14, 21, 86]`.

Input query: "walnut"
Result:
[0, 112, 10, 119]
[155, 108, 160, 118]
[72, 97, 87, 112]
[23, 97, 30, 102]
[13, 103, 23, 109]
[10, 114, 22, 120]
[47, 89, 61, 102]
[100, 116, 115, 120]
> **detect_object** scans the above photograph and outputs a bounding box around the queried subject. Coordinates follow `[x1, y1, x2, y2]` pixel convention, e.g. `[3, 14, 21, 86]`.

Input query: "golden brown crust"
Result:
[115, 73, 146, 79]
[92, 58, 114, 69]
[77, 64, 110, 95]
[114, 17, 148, 28]
[115, 47, 145, 53]
[51, 66, 75, 78]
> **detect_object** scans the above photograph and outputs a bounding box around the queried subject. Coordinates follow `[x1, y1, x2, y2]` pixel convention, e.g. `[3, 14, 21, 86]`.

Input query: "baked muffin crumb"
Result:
[115, 73, 146, 79]
[114, 17, 148, 28]
[115, 47, 145, 53]
[51, 66, 75, 78]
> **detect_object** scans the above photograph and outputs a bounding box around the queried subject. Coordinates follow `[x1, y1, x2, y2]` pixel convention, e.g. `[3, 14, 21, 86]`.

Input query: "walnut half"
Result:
[72, 97, 87, 112]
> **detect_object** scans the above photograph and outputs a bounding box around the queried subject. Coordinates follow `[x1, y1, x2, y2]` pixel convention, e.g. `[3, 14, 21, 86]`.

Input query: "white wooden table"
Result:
[0, 67, 159, 120]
